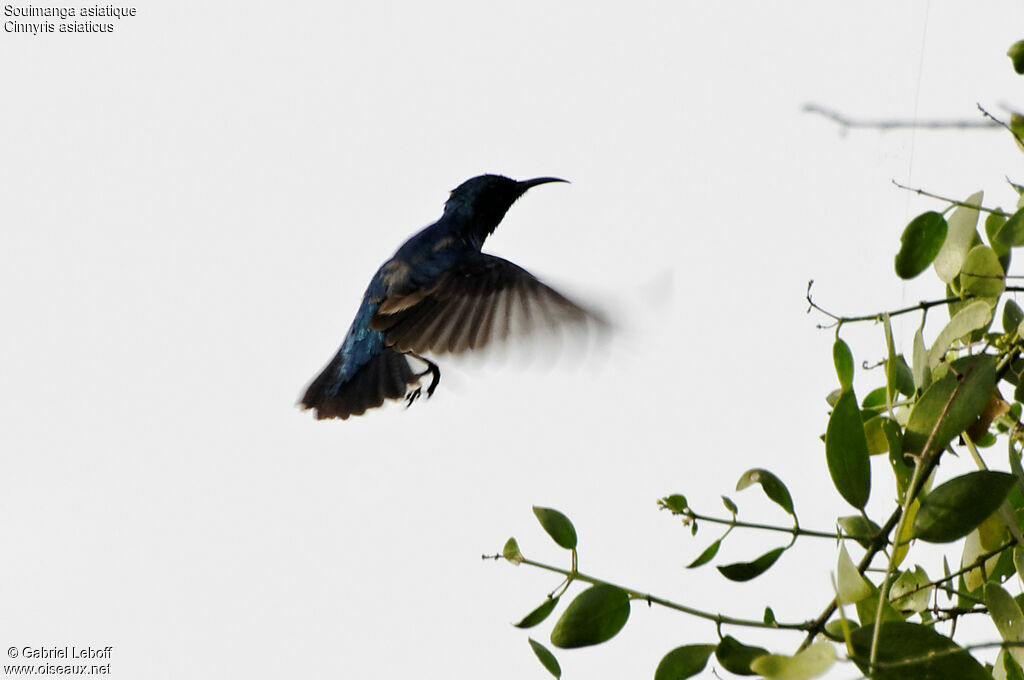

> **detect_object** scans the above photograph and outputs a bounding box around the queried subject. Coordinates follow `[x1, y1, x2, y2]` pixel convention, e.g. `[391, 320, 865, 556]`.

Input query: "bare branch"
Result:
[804, 103, 1000, 132]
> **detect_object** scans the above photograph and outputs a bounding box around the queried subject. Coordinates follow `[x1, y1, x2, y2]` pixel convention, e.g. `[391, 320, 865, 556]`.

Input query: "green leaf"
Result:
[662, 494, 688, 513]
[654, 644, 717, 680]
[861, 386, 889, 414]
[895, 211, 948, 279]
[1013, 115, 1024, 153]
[927, 300, 993, 369]
[822, 620, 847, 641]
[687, 539, 721, 569]
[825, 390, 871, 508]
[977, 508, 1007, 550]
[961, 245, 1006, 299]
[1005, 300, 1024, 335]
[1015, 544, 1024, 587]
[883, 420, 910, 501]
[1010, 40, 1024, 74]
[912, 471, 1015, 543]
[854, 585, 905, 626]
[718, 546, 786, 582]
[934, 191, 983, 282]
[987, 582, 1024, 668]
[715, 636, 769, 676]
[1003, 651, 1024, 680]
[503, 537, 523, 565]
[889, 354, 916, 397]
[891, 499, 918, 569]
[1010, 444, 1024, 498]
[550, 585, 630, 649]
[912, 328, 931, 392]
[988, 211, 1010, 257]
[735, 469, 795, 516]
[514, 597, 559, 629]
[837, 542, 872, 604]
[890, 566, 931, 613]
[750, 640, 837, 680]
[863, 415, 890, 456]
[999, 207, 1024, 247]
[721, 496, 738, 514]
[833, 338, 854, 391]
[902, 354, 998, 457]
[963, 527, 1002, 592]
[837, 515, 881, 549]
[763, 607, 776, 625]
[533, 506, 578, 550]
[849, 621, 989, 680]
[528, 638, 561, 679]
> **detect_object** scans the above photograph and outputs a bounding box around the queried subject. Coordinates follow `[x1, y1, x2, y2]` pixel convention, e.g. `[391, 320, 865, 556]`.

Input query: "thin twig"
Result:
[978, 103, 1024, 149]
[806, 280, 960, 325]
[891, 179, 1011, 217]
[804, 103, 1000, 131]
[488, 553, 811, 631]
[807, 281, 1024, 326]
[889, 540, 1014, 604]
[672, 509, 841, 540]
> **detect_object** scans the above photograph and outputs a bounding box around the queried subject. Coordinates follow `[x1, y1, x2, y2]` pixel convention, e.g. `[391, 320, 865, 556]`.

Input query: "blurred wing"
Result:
[369, 254, 601, 354]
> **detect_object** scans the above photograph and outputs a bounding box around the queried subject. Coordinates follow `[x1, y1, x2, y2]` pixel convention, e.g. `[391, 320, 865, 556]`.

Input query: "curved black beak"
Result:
[517, 176, 569, 191]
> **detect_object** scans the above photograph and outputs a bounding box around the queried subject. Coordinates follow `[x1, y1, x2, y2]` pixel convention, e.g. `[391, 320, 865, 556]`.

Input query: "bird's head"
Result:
[444, 174, 567, 243]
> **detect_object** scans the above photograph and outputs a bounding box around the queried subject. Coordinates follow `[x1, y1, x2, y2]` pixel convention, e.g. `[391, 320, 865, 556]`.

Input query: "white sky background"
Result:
[3, 2, 1024, 678]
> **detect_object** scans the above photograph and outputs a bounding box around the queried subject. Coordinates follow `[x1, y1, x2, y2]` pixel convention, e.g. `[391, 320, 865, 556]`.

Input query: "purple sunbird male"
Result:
[300, 174, 602, 420]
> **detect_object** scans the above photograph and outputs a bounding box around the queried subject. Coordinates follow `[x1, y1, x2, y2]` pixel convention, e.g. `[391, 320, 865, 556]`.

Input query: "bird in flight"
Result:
[300, 174, 602, 420]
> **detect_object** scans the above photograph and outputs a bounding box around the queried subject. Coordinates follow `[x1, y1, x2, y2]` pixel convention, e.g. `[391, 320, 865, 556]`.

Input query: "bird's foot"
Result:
[410, 352, 441, 397]
[403, 353, 441, 409]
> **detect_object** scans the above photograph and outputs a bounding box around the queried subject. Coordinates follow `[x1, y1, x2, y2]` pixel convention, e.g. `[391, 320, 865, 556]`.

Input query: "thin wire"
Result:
[899, 1, 932, 350]
[906, 0, 931, 186]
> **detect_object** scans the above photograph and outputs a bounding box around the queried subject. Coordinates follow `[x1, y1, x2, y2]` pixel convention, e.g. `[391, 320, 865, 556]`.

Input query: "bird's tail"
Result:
[300, 347, 416, 420]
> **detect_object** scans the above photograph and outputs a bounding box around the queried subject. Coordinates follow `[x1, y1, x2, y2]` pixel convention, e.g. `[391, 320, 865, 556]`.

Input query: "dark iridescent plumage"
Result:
[300, 174, 599, 420]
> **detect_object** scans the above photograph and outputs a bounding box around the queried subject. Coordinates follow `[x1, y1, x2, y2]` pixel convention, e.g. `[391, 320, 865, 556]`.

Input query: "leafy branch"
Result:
[488, 41, 1024, 680]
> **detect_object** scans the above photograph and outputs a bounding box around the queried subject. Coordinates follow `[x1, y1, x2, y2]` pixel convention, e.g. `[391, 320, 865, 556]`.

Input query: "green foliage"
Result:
[735, 469, 795, 516]
[533, 506, 578, 550]
[825, 390, 871, 508]
[529, 638, 561, 678]
[686, 538, 721, 568]
[502, 537, 523, 564]
[995, 208, 1024, 249]
[849, 622, 990, 679]
[895, 211, 948, 279]
[492, 42, 1024, 680]
[902, 355, 997, 457]
[837, 515, 881, 548]
[717, 547, 786, 582]
[911, 471, 1015, 542]
[832, 338, 854, 390]
[653, 645, 716, 680]
[1010, 40, 1024, 74]
[716, 636, 770, 676]
[986, 583, 1024, 668]
[550, 585, 630, 648]
[515, 597, 559, 629]
[749, 640, 837, 680]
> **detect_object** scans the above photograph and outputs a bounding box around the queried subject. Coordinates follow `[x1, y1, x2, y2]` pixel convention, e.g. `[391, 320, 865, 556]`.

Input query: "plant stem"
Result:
[891, 179, 1011, 217]
[868, 354, 987, 669]
[889, 540, 1013, 605]
[507, 555, 810, 631]
[685, 511, 840, 539]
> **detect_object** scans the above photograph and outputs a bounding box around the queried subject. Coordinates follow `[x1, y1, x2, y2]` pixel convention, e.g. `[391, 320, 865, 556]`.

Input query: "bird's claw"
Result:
[403, 353, 441, 409]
